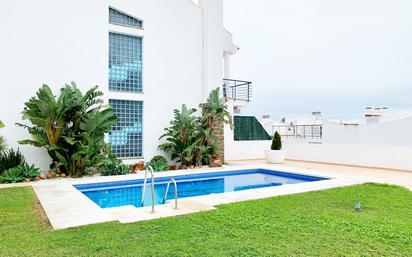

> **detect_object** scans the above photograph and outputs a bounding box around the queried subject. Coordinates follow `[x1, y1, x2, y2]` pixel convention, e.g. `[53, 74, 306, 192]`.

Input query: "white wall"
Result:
[199, 0, 224, 100]
[323, 116, 412, 146]
[285, 143, 412, 171]
[112, 0, 205, 163]
[0, 0, 225, 170]
[226, 140, 270, 160]
[226, 140, 412, 171]
[0, 1, 108, 170]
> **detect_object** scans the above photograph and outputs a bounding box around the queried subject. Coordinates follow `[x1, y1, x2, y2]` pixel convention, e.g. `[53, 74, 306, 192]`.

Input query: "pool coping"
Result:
[32, 164, 366, 230]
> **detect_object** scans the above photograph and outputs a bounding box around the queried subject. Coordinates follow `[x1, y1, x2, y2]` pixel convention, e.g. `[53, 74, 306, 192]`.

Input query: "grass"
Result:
[0, 184, 411, 257]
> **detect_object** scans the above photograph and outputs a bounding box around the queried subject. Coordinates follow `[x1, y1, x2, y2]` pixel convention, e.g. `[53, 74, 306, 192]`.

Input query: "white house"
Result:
[0, 0, 245, 170]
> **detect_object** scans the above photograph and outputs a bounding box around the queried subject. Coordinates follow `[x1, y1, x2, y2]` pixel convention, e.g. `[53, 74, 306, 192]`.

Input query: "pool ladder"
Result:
[141, 166, 155, 213]
[141, 166, 178, 212]
[163, 178, 178, 209]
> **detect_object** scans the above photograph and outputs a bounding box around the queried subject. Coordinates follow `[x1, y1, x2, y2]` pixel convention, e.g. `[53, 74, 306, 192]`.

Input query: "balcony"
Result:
[223, 79, 252, 102]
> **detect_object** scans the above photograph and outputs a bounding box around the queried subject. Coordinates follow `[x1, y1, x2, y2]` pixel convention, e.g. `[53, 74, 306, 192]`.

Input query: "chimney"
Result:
[364, 107, 381, 124]
[312, 112, 322, 118]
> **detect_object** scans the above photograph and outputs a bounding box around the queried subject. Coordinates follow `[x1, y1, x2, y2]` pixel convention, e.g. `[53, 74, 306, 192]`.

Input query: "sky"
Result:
[223, 0, 412, 121]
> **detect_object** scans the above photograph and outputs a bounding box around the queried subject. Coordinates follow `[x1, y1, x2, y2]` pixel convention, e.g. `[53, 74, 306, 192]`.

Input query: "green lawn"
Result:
[0, 184, 411, 257]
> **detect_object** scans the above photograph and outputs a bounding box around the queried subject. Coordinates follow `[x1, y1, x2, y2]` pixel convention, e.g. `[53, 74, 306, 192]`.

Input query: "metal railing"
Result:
[223, 79, 252, 102]
[162, 178, 178, 209]
[272, 124, 322, 140]
[141, 166, 155, 213]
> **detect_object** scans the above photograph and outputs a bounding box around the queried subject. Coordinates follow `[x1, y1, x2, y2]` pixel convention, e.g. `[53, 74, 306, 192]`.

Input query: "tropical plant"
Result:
[0, 148, 25, 175]
[0, 167, 24, 183]
[192, 127, 219, 166]
[200, 87, 232, 163]
[200, 88, 233, 130]
[146, 155, 170, 172]
[158, 89, 231, 168]
[271, 131, 282, 150]
[0, 119, 6, 155]
[17, 164, 40, 179]
[100, 161, 130, 176]
[159, 105, 204, 168]
[17, 83, 117, 177]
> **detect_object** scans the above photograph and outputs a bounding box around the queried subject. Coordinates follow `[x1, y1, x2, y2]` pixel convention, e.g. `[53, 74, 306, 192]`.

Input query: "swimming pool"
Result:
[74, 169, 327, 209]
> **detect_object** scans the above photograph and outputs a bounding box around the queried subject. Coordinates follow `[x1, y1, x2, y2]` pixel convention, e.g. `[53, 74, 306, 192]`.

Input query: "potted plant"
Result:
[264, 131, 286, 164]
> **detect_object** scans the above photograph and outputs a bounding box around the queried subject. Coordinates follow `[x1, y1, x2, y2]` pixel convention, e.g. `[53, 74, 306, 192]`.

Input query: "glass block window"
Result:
[109, 99, 143, 158]
[109, 33, 143, 93]
[109, 7, 143, 28]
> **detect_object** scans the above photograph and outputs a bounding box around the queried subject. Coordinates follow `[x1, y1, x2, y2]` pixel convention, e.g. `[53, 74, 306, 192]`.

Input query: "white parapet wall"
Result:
[226, 140, 412, 171]
[285, 143, 412, 171]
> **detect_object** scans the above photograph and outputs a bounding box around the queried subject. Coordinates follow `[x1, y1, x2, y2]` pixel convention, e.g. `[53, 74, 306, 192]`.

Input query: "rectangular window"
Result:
[109, 7, 143, 28]
[109, 99, 143, 158]
[109, 33, 143, 93]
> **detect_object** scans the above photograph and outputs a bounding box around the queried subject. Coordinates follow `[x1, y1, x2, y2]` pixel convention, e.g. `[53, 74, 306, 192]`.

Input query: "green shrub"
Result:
[17, 83, 117, 177]
[146, 155, 170, 172]
[17, 164, 40, 179]
[271, 131, 282, 150]
[100, 161, 130, 176]
[0, 148, 25, 175]
[0, 163, 40, 184]
[0, 167, 24, 183]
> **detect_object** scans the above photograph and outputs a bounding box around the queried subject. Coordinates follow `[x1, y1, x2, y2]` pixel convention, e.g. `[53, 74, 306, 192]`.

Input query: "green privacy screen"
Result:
[234, 116, 271, 141]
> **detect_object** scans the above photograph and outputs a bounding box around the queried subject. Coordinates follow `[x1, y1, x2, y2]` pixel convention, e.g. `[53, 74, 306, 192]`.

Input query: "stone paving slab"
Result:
[33, 183, 116, 229]
[17, 162, 407, 230]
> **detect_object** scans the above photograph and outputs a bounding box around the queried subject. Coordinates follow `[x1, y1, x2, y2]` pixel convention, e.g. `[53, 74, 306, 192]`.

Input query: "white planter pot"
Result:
[264, 149, 286, 164]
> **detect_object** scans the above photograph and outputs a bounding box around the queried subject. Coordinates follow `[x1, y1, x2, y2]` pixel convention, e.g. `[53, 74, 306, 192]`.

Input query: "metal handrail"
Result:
[162, 178, 178, 209]
[223, 78, 253, 102]
[141, 166, 155, 213]
[272, 124, 323, 140]
[223, 78, 252, 84]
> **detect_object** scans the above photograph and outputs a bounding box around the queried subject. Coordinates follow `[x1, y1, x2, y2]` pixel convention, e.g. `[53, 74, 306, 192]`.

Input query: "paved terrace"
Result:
[229, 160, 412, 190]
[1, 160, 411, 229]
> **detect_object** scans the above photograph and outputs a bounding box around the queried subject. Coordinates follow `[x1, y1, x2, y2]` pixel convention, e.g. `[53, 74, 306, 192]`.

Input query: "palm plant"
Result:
[158, 89, 231, 168]
[159, 105, 203, 168]
[17, 82, 117, 176]
[0, 119, 6, 155]
[200, 88, 232, 163]
[200, 88, 233, 130]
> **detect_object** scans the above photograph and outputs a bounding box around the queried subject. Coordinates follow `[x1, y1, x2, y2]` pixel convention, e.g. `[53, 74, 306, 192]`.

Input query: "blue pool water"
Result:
[74, 169, 327, 209]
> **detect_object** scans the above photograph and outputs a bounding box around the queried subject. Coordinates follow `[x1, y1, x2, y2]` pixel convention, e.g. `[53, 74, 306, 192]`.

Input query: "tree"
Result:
[200, 88, 232, 162]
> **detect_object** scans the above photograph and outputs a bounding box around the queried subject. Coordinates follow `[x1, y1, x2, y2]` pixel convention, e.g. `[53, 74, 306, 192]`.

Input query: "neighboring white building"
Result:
[259, 108, 412, 146]
[260, 112, 324, 143]
[0, 0, 243, 170]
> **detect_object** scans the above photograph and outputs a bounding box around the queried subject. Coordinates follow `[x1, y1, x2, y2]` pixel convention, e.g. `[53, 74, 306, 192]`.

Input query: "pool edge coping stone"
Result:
[32, 164, 365, 230]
